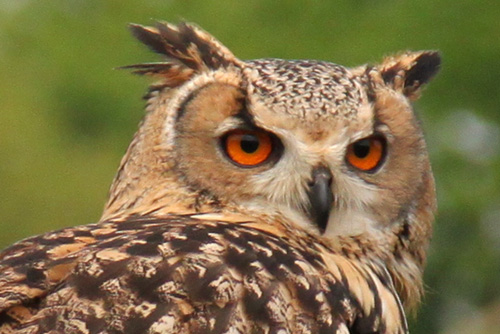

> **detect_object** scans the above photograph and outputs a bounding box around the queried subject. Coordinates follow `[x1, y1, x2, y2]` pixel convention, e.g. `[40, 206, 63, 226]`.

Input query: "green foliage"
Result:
[0, 1, 498, 332]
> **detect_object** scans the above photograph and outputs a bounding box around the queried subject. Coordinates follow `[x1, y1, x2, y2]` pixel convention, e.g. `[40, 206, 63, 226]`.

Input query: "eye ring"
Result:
[346, 135, 386, 172]
[221, 129, 277, 167]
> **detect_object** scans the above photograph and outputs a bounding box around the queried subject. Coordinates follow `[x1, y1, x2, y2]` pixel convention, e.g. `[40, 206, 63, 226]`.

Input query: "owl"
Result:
[0, 22, 440, 334]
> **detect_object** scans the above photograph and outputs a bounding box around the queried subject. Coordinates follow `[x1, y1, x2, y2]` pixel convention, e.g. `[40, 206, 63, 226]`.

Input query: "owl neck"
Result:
[386, 182, 435, 313]
[384, 225, 427, 314]
[101, 90, 220, 221]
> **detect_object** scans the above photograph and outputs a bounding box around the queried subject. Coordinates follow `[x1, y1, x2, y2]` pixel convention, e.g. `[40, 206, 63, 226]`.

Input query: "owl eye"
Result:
[222, 129, 274, 167]
[346, 136, 386, 171]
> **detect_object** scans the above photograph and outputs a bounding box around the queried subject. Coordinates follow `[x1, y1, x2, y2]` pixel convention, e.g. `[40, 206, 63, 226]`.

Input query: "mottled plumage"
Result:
[0, 21, 440, 333]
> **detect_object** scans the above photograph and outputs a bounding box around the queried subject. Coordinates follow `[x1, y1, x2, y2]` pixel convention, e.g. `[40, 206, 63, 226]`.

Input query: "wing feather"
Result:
[0, 215, 407, 334]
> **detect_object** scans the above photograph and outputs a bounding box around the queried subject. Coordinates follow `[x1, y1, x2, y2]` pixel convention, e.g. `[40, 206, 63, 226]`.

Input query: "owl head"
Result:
[103, 22, 440, 311]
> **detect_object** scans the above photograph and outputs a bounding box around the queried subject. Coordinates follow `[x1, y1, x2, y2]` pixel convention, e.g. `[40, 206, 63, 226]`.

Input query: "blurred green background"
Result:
[0, 0, 499, 333]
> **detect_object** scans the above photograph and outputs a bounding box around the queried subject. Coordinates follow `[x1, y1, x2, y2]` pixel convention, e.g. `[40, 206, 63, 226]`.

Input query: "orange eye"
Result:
[223, 129, 274, 167]
[346, 136, 386, 171]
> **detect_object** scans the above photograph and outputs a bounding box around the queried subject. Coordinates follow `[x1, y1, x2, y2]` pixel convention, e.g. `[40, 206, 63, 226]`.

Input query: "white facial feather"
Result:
[242, 110, 381, 237]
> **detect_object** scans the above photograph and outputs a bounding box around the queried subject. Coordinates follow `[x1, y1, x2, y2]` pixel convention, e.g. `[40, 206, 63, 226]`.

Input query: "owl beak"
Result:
[306, 165, 334, 233]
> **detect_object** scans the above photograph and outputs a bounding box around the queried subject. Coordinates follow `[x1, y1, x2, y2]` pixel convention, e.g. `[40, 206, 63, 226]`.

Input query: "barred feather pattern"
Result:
[0, 215, 407, 334]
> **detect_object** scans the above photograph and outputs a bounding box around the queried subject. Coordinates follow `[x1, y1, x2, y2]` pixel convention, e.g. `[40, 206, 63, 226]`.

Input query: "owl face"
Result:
[109, 22, 439, 244]
[169, 56, 438, 238]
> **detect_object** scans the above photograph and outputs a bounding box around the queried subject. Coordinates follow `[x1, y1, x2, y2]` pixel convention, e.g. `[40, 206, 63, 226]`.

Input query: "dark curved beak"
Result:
[306, 165, 334, 233]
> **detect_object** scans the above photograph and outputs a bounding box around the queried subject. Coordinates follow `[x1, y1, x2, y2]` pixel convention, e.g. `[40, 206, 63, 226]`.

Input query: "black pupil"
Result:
[240, 134, 260, 154]
[353, 139, 371, 158]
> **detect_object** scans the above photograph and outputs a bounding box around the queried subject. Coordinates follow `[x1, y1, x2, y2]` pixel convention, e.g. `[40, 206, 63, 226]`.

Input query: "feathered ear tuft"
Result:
[378, 51, 441, 100]
[117, 62, 196, 87]
[124, 22, 242, 83]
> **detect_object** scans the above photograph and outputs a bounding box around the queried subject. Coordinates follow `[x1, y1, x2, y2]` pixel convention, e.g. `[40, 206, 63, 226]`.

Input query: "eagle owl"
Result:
[0, 22, 440, 334]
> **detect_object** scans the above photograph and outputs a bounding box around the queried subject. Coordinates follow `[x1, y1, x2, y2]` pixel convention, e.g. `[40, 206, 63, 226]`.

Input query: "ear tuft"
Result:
[404, 52, 441, 90]
[129, 22, 242, 71]
[123, 22, 243, 87]
[117, 63, 196, 87]
[379, 51, 441, 100]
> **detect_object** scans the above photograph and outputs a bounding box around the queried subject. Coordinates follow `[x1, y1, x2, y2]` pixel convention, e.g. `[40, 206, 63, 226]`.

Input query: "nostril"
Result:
[311, 166, 333, 186]
[326, 174, 333, 186]
[320, 172, 333, 186]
